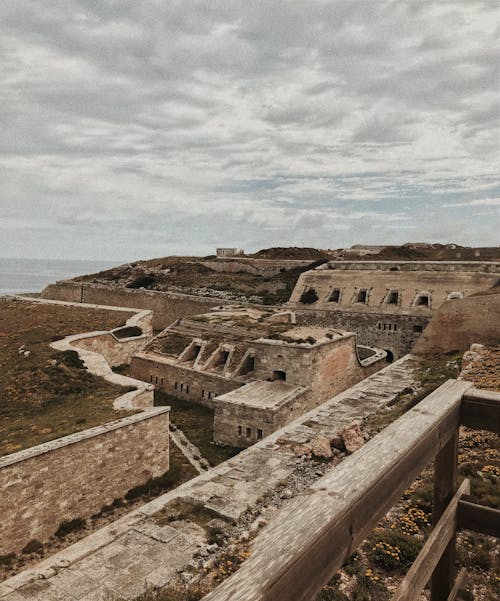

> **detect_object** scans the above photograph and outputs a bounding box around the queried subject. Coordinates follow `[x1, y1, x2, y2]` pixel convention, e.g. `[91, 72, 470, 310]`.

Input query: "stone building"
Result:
[288, 260, 499, 361]
[130, 306, 385, 446]
[216, 248, 245, 257]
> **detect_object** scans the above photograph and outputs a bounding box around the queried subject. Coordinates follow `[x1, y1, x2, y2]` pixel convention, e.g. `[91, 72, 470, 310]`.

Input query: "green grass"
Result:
[154, 391, 241, 466]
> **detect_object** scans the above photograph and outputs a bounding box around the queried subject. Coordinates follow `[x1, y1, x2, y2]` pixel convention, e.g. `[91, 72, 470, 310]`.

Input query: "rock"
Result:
[280, 488, 294, 499]
[310, 435, 333, 459]
[206, 543, 219, 552]
[470, 343, 485, 353]
[250, 517, 268, 532]
[340, 423, 364, 454]
[292, 443, 312, 458]
[23, 350, 31, 358]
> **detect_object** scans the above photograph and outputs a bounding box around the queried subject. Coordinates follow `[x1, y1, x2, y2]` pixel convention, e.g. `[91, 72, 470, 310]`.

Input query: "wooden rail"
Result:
[203, 380, 499, 601]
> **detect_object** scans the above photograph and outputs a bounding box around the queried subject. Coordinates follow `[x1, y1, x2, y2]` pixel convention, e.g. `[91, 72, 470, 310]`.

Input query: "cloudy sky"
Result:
[1, 1, 499, 260]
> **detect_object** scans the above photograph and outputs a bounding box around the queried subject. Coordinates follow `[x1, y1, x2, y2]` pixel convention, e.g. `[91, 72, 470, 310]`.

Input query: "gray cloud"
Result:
[0, 0, 499, 260]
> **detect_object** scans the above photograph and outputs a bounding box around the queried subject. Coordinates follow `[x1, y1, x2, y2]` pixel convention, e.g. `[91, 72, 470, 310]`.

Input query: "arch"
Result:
[384, 349, 394, 363]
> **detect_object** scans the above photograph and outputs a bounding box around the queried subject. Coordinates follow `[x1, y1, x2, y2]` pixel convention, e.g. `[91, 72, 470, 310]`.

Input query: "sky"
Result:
[1, 0, 499, 261]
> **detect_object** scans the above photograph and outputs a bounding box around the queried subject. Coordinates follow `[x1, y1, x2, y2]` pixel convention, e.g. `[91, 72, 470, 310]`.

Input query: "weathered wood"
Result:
[203, 380, 472, 601]
[461, 389, 500, 433]
[431, 428, 459, 601]
[458, 498, 500, 538]
[392, 479, 470, 601]
[446, 568, 467, 601]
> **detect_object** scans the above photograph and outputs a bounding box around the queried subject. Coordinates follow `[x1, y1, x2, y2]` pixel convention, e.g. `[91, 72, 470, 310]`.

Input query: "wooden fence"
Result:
[204, 380, 500, 601]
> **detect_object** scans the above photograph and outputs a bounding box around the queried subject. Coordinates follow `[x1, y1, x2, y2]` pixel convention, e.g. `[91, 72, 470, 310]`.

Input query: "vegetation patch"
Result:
[54, 518, 86, 539]
[0, 300, 135, 456]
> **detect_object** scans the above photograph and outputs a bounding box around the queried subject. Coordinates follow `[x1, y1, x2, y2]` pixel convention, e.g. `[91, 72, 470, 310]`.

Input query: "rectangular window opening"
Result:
[387, 291, 399, 304]
[356, 289, 368, 303]
[328, 288, 341, 303]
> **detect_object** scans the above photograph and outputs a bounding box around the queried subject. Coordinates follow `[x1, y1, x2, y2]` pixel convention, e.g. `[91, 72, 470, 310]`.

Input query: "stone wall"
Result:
[72, 330, 150, 367]
[41, 282, 233, 330]
[413, 292, 500, 354]
[295, 309, 429, 360]
[213, 385, 311, 447]
[0, 409, 169, 556]
[322, 260, 499, 273]
[289, 268, 498, 314]
[252, 334, 384, 400]
[130, 353, 241, 407]
[205, 257, 313, 276]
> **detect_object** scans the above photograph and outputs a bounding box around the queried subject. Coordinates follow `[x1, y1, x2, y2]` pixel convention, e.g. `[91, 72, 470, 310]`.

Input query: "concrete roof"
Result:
[216, 380, 307, 409]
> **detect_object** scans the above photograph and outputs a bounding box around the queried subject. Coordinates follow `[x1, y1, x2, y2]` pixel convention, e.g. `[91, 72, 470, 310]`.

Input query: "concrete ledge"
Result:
[0, 408, 169, 469]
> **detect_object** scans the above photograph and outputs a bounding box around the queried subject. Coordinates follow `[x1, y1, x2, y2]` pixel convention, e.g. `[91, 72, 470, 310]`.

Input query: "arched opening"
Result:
[271, 370, 287, 381]
[384, 350, 394, 363]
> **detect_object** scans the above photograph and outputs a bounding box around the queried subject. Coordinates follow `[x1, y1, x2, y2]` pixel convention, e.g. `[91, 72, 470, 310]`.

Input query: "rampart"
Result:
[295, 309, 428, 360]
[41, 282, 234, 330]
[0, 409, 169, 556]
[289, 266, 498, 313]
[413, 292, 500, 354]
[319, 260, 500, 272]
[204, 257, 313, 276]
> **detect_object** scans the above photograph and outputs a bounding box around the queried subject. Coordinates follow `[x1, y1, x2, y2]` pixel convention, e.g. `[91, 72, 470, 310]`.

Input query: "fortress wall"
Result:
[253, 335, 384, 401]
[71, 331, 150, 367]
[213, 388, 312, 448]
[204, 257, 313, 276]
[0, 409, 169, 556]
[130, 354, 241, 407]
[413, 293, 500, 354]
[42, 282, 232, 330]
[295, 309, 428, 360]
[324, 261, 499, 272]
[289, 269, 498, 312]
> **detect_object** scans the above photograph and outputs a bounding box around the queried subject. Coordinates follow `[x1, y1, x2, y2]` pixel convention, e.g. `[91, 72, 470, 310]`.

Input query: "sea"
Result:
[0, 258, 123, 296]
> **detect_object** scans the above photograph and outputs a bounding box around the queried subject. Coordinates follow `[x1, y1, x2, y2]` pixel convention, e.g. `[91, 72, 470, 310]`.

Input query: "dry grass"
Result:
[0, 299, 135, 456]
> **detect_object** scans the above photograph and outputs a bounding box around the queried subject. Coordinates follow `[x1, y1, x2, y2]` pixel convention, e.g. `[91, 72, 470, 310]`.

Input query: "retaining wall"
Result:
[0, 409, 169, 556]
[41, 282, 234, 330]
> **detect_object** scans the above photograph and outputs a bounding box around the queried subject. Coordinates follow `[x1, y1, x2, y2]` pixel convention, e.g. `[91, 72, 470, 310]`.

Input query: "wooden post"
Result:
[431, 429, 459, 600]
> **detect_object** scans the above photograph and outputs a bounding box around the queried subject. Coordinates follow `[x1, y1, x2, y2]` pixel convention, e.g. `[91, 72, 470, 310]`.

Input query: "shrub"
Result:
[59, 350, 85, 370]
[0, 552, 16, 565]
[54, 518, 86, 538]
[126, 275, 156, 289]
[372, 531, 423, 569]
[352, 573, 390, 601]
[21, 540, 43, 554]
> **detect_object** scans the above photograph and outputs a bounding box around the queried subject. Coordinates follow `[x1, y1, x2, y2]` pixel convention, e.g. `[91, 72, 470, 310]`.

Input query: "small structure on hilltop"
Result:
[216, 247, 245, 258]
[130, 306, 386, 446]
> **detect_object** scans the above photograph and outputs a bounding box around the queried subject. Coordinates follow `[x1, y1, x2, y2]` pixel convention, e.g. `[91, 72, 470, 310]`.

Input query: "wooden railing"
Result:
[204, 380, 500, 601]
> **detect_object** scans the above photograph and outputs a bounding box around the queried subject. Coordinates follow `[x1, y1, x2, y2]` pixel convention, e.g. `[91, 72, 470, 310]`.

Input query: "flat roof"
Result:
[216, 380, 306, 409]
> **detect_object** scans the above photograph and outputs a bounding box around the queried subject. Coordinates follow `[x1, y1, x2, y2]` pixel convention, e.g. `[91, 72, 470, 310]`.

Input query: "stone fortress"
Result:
[130, 306, 385, 447]
[288, 260, 499, 361]
[0, 245, 498, 600]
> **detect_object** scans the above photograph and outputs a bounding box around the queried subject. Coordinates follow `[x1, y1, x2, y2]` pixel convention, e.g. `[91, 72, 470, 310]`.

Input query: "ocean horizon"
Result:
[0, 257, 123, 296]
